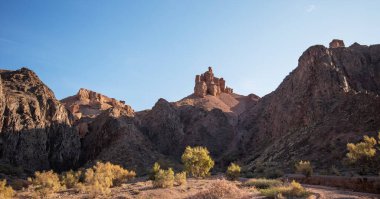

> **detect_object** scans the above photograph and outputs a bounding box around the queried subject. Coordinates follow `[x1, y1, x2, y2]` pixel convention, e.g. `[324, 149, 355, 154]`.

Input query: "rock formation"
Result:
[329, 39, 345, 48]
[0, 68, 80, 172]
[194, 67, 233, 97]
[61, 88, 134, 137]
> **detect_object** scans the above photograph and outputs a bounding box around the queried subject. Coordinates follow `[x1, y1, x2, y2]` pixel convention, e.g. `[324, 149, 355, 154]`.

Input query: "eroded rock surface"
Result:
[0, 68, 80, 172]
[239, 40, 380, 172]
[194, 67, 233, 97]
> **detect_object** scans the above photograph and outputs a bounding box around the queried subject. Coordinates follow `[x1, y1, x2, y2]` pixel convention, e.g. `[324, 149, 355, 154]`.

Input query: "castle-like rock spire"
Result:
[194, 67, 233, 97]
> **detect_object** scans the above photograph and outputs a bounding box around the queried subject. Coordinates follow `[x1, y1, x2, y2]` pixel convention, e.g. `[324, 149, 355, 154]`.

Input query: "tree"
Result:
[153, 168, 175, 188]
[181, 146, 215, 178]
[346, 134, 379, 175]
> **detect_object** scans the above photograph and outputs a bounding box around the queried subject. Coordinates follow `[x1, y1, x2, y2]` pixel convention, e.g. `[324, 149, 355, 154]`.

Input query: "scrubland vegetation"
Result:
[5, 142, 380, 198]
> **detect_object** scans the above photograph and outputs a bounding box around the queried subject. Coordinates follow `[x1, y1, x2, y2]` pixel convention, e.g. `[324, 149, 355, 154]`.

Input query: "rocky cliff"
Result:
[238, 41, 380, 173]
[0, 68, 80, 172]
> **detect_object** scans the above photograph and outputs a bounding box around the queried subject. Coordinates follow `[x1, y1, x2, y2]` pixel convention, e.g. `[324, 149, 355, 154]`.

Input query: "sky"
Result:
[1, 1, 380, 111]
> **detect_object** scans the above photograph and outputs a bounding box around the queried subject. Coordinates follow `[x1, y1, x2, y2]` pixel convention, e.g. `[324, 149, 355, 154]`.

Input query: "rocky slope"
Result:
[0, 68, 80, 172]
[238, 41, 380, 173]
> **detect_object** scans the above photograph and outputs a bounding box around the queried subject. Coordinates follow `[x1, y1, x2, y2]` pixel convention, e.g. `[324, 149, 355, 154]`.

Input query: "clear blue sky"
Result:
[1, 1, 379, 111]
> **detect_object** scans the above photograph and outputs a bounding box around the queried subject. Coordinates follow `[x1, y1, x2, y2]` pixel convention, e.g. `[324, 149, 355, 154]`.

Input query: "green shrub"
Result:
[295, 160, 313, 177]
[149, 162, 161, 180]
[181, 146, 214, 178]
[0, 179, 15, 199]
[243, 178, 282, 189]
[175, 171, 187, 186]
[28, 170, 62, 198]
[264, 168, 284, 179]
[226, 163, 241, 180]
[153, 168, 175, 188]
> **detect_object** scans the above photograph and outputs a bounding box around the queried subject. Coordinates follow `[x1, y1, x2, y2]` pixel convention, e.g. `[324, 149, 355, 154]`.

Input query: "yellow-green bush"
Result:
[226, 163, 241, 180]
[259, 180, 309, 198]
[60, 170, 82, 189]
[28, 170, 62, 198]
[295, 160, 313, 177]
[153, 168, 174, 188]
[0, 179, 15, 199]
[347, 135, 377, 162]
[149, 162, 161, 180]
[175, 171, 187, 186]
[80, 162, 136, 196]
[181, 146, 214, 178]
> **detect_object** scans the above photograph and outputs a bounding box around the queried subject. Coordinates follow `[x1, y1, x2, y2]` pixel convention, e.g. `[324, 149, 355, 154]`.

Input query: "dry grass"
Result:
[188, 179, 250, 199]
[0, 179, 15, 199]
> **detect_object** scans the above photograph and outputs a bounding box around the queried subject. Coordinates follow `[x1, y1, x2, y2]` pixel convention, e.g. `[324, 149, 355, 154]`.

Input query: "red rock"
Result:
[194, 67, 233, 97]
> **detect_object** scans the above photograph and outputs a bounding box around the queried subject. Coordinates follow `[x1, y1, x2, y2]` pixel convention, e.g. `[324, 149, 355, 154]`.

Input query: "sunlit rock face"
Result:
[194, 67, 233, 97]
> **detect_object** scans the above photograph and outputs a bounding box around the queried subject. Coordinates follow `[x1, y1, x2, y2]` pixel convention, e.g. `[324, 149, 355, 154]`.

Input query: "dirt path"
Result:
[304, 184, 380, 199]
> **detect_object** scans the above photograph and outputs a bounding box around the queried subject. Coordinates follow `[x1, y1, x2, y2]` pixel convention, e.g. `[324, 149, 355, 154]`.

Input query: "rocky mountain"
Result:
[1, 39, 379, 176]
[238, 40, 380, 173]
[0, 68, 80, 172]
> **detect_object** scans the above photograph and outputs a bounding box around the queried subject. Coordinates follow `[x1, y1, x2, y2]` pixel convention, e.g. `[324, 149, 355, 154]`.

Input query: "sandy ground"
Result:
[15, 177, 380, 199]
[303, 184, 380, 199]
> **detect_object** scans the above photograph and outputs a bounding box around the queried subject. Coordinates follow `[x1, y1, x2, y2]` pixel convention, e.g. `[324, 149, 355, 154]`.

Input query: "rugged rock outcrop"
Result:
[194, 67, 233, 97]
[238, 40, 380, 172]
[329, 39, 345, 48]
[0, 68, 80, 172]
[140, 98, 236, 164]
[61, 88, 134, 137]
[79, 107, 161, 174]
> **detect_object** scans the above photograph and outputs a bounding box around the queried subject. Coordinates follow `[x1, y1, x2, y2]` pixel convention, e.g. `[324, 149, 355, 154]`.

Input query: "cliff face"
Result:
[0, 68, 80, 172]
[239, 42, 380, 172]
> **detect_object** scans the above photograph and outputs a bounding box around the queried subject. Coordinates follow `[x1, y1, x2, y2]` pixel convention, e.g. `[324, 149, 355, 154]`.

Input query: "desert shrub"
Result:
[243, 178, 282, 189]
[226, 163, 241, 180]
[28, 170, 62, 198]
[175, 171, 187, 186]
[149, 162, 161, 180]
[260, 180, 309, 198]
[295, 160, 313, 177]
[153, 168, 174, 188]
[0, 179, 15, 199]
[347, 135, 377, 162]
[60, 170, 82, 189]
[80, 162, 135, 196]
[181, 146, 215, 178]
[189, 179, 248, 199]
